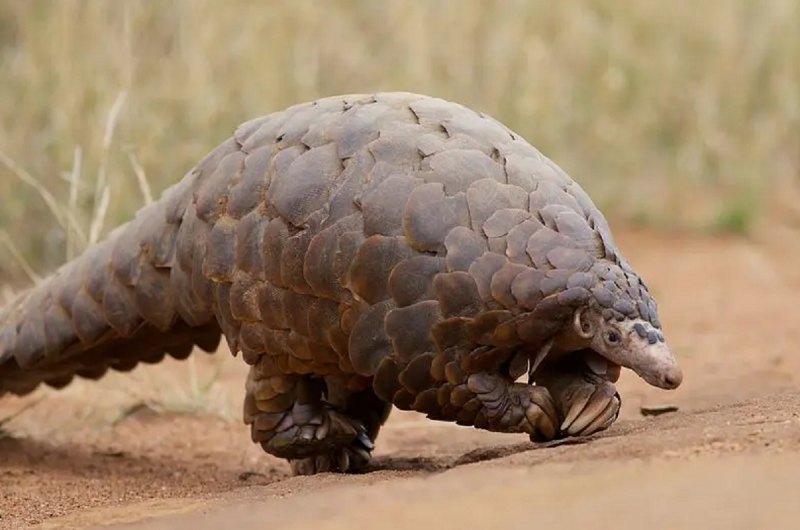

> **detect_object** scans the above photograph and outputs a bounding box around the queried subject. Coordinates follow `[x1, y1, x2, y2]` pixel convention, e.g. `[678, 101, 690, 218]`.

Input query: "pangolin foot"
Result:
[257, 406, 373, 475]
[466, 372, 559, 442]
[549, 374, 621, 437]
[288, 430, 374, 476]
[534, 357, 622, 438]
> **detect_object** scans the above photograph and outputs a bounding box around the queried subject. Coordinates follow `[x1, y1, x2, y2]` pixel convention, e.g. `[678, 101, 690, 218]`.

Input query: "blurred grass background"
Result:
[0, 0, 799, 286]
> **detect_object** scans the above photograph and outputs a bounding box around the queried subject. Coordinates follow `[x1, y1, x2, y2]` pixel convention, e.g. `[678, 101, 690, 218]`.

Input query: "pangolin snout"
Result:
[638, 354, 683, 390]
[610, 320, 684, 390]
[654, 364, 683, 389]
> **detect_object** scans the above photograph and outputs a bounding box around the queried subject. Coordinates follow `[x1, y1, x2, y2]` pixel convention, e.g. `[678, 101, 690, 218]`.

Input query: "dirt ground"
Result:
[1, 224, 799, 530]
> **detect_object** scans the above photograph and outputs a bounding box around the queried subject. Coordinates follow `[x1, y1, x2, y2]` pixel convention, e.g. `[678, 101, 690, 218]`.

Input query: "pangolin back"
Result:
[0, 92, 657, 400]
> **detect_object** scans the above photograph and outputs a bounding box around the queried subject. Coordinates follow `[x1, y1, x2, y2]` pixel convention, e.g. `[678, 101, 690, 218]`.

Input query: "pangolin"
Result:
[0, 92, 682, 475]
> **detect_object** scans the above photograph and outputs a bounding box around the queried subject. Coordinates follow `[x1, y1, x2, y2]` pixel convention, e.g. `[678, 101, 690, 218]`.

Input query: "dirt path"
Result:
[2, 225, 799, 530]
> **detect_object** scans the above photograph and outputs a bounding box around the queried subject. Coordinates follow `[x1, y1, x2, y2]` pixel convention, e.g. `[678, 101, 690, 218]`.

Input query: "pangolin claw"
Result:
[559, 385, 595, 432]
[545, 371, 621, 438]
[577, 393, 620, 436]
[563, 384, 619, 435]
[523, 386, 559, 442]
[288, 414, 375, 476]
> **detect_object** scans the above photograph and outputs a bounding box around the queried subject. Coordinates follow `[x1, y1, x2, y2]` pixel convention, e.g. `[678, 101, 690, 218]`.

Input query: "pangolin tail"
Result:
[0, 150, 233, 397]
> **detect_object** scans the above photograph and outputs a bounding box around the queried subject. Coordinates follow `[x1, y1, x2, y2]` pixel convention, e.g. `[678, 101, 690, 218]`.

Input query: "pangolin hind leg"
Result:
[340, 387, 393, 444]
[287, 380, 393, 476]
[243, 361, 383, 476]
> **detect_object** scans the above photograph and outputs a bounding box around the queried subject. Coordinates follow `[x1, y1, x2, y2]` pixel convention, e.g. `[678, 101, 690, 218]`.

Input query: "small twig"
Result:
[0, 150, 86, 241]
[110, 401, 162, 427]
[1, 285, 15, 305]
[88, 185, 111, 245]
[188, 354, 200, 398]
[90, 91, 128, 244]
[198, 355, 226, 396]
[640, 404, 679, 417]
[94, 91, 127, 204]
[66, 146, 84, 259]
[0, 230, 42, 284]
[125, 148, 153, 206]
[0, 396, 47, 429]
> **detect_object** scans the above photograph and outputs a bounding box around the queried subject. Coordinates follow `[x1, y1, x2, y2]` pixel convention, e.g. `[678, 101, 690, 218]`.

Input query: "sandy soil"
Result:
[1, 224, 799, 530]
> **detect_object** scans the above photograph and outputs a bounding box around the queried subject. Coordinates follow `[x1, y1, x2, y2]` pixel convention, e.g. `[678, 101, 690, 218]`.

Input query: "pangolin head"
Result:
[568, 307, 682, 390]
[541, 252, 684, 390]
[521, 254, 683, 391]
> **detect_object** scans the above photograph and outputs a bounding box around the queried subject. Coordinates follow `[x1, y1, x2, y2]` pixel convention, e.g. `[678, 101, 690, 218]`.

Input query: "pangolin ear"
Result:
[573, 308, 594, 339]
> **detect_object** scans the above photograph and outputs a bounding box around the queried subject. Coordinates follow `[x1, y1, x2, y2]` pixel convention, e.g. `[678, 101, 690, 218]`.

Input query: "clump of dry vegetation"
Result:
[0, 0, 798, 286]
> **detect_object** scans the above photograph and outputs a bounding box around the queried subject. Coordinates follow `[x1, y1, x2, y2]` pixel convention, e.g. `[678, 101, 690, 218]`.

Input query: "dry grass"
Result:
[0, 0, 798, 286]
[0, 0, 799, 440]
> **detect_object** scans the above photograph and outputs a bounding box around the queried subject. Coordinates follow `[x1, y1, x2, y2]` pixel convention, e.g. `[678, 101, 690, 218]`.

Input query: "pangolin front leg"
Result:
[463, 372, 559, 441]
[533, 353, 622, 438]
[385, 364, 561, 442]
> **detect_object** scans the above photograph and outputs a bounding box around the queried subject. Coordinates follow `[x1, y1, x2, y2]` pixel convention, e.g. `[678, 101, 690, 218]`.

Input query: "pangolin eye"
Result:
[606, 330, 621, 344]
